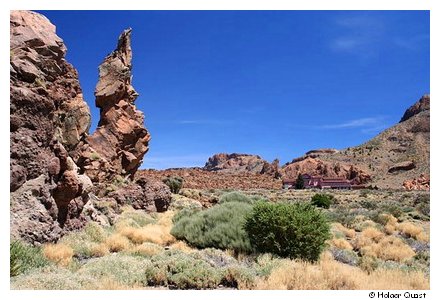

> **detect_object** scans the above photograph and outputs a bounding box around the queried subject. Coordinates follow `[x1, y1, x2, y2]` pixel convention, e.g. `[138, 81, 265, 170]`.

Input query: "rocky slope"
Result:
[204, 153, 280, 177]
[282, 95, 430, 189]
[139, 168, 282, 191]
[10, 11, 169, 244]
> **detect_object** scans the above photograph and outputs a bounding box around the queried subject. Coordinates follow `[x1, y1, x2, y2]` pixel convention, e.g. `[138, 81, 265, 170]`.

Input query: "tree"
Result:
[295, 174, 304, 189]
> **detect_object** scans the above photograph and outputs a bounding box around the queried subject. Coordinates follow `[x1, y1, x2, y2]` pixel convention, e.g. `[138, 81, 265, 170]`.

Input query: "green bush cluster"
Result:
[144, 249, 259, 289]
[244, 202, 330, 262]
[144, 250, 223, 289]
[163, 176, 183, 194]
[171, 201, 253, 253]
[10, 240, 50, 276]
[218, 191, 254, 204]
[311, 193, 334, 209]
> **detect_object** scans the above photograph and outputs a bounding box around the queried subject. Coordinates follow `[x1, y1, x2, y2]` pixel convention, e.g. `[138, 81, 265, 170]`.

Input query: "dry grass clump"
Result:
[361, 236, 415, 262]
[332, 223, 356, 239]
[397, 222, 424, 239]
[117, 211, 175, 246]
[415, 232, 429, 242]
[254, 251, 428, 290]
[105, 234, 131, 252]
[361, 227, 384, 242]
[43, 244, 74, 267]
[331, 238, 353, 250]
[90, 243, 110, 257]
[130, 242, 163, 257]
[169, 240, 194, 253]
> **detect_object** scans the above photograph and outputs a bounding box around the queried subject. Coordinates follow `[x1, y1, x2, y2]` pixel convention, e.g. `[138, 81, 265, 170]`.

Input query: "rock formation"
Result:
[204, 153, 280, 177]
[10, 11, 168, 244]
[75, 29, 150, 183]
[10, 10, 92, 243]
[403, 174, 430, 191]
[400, 94, 430, 123]
[281, 156, 371, 185]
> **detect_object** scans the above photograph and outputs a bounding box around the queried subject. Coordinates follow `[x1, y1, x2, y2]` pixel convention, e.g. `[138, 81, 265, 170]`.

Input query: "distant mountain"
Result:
[281, 95, 430, 189]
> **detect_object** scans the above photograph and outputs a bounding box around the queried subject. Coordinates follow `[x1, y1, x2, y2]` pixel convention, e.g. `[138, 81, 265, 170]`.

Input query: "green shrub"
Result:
[10, 240, 50, 276]
[144, 250, 223, 289]
[244, 202, 331, 262]
[11, 265, 98, 290]
[78, 253, 149, 286]
[218, 191, 253, 204]
[311, 193, 334, 209]
[295, 174, 304, 189]
[171, 201, 253, 253]
[163, 176, 183, 194]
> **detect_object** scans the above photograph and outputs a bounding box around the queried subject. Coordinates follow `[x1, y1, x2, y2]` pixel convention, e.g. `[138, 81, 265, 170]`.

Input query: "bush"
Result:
[10, 240, 50, 276]
[295, 174, 304, 189]
[144, 250, 223, 289]
[171, 201, 253, 253]
[163, 176, 183, 194]
[244, 202, 331, 262]
[311, 193, 333, 209]
[218, 191, 253, 204]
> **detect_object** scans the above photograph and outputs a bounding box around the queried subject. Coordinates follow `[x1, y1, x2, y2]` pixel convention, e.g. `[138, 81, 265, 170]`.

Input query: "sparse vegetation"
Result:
[163, 176, 183, 194]
[11, 189, 429, 290]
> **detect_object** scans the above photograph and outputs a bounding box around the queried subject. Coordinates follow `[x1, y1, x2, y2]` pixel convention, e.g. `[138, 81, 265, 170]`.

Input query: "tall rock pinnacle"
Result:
[78, 28, 151, 182]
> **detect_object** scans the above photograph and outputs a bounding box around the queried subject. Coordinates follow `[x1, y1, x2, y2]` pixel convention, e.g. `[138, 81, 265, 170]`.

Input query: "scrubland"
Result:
[11, 188, 429, 290]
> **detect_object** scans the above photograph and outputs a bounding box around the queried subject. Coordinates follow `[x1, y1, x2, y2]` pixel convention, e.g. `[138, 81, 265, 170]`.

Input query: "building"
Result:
[283, 174, 353, 190]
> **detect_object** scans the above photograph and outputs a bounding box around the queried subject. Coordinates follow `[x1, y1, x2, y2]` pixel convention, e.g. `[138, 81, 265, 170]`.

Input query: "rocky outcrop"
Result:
[10, 11, 92, 243]
[388, 161, 416, 173]
[75, 29, 150, 183]
[403, 174, 429, 191]
[105, 176, 171, 212]
[400, 95, 430, 123]
[281, 157, 371, 185]
[204, 153, 280, 177]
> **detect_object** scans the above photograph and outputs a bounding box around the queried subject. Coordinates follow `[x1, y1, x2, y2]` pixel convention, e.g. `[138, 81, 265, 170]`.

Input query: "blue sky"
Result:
[39, 10, 430, 169]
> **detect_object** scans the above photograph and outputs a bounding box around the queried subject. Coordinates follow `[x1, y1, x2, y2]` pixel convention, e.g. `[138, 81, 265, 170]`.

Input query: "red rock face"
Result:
[204, 153, 280, 177]
[281, 157, 371, 185]
[403, 174, 430, 191]
[77, 29, 150, 183]
[10, 11, 92, 243]
[400, 95, 430, 123]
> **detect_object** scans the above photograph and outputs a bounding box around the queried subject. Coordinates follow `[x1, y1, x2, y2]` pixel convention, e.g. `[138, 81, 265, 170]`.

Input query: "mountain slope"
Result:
[282, 95, 430, 189]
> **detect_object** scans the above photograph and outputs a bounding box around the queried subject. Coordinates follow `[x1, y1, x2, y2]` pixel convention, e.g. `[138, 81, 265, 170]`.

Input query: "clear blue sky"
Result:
[38, 10, 430, 169]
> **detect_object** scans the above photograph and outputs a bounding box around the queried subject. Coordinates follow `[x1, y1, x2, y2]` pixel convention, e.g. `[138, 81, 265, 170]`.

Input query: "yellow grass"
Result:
[105, 234, 131, 252]
[130, 242, 163, 257]
[169, 240, 194, 253]
[361, 236, 415, 262]
[384, 223, 396, 235]
[254, 251, 428, 290]
[118, 211, 176, 246]
[415, 232, 429, 242]
[331, 238, 353, 250]
[43, 243, 74, 267]
[332, 223, 356, 239]
[361, 227, 385, 242]
[91, 243, 110, 257]
[397, 222, 423, 239]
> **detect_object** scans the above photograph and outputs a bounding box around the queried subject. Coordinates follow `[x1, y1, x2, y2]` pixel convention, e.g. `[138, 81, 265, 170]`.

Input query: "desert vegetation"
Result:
[10, 188, 429, 290]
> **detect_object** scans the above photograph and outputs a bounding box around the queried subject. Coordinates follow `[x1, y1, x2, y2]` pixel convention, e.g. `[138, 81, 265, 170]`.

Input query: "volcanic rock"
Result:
[10, 11, 92, 243]
[403, 174, 430, 191]
[77, 28, 150, 183]
[281, 157, 371, 185]
[388, 161, 416, 173]
[204, 153, 280, 177]
[400, 94, 430, 123]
